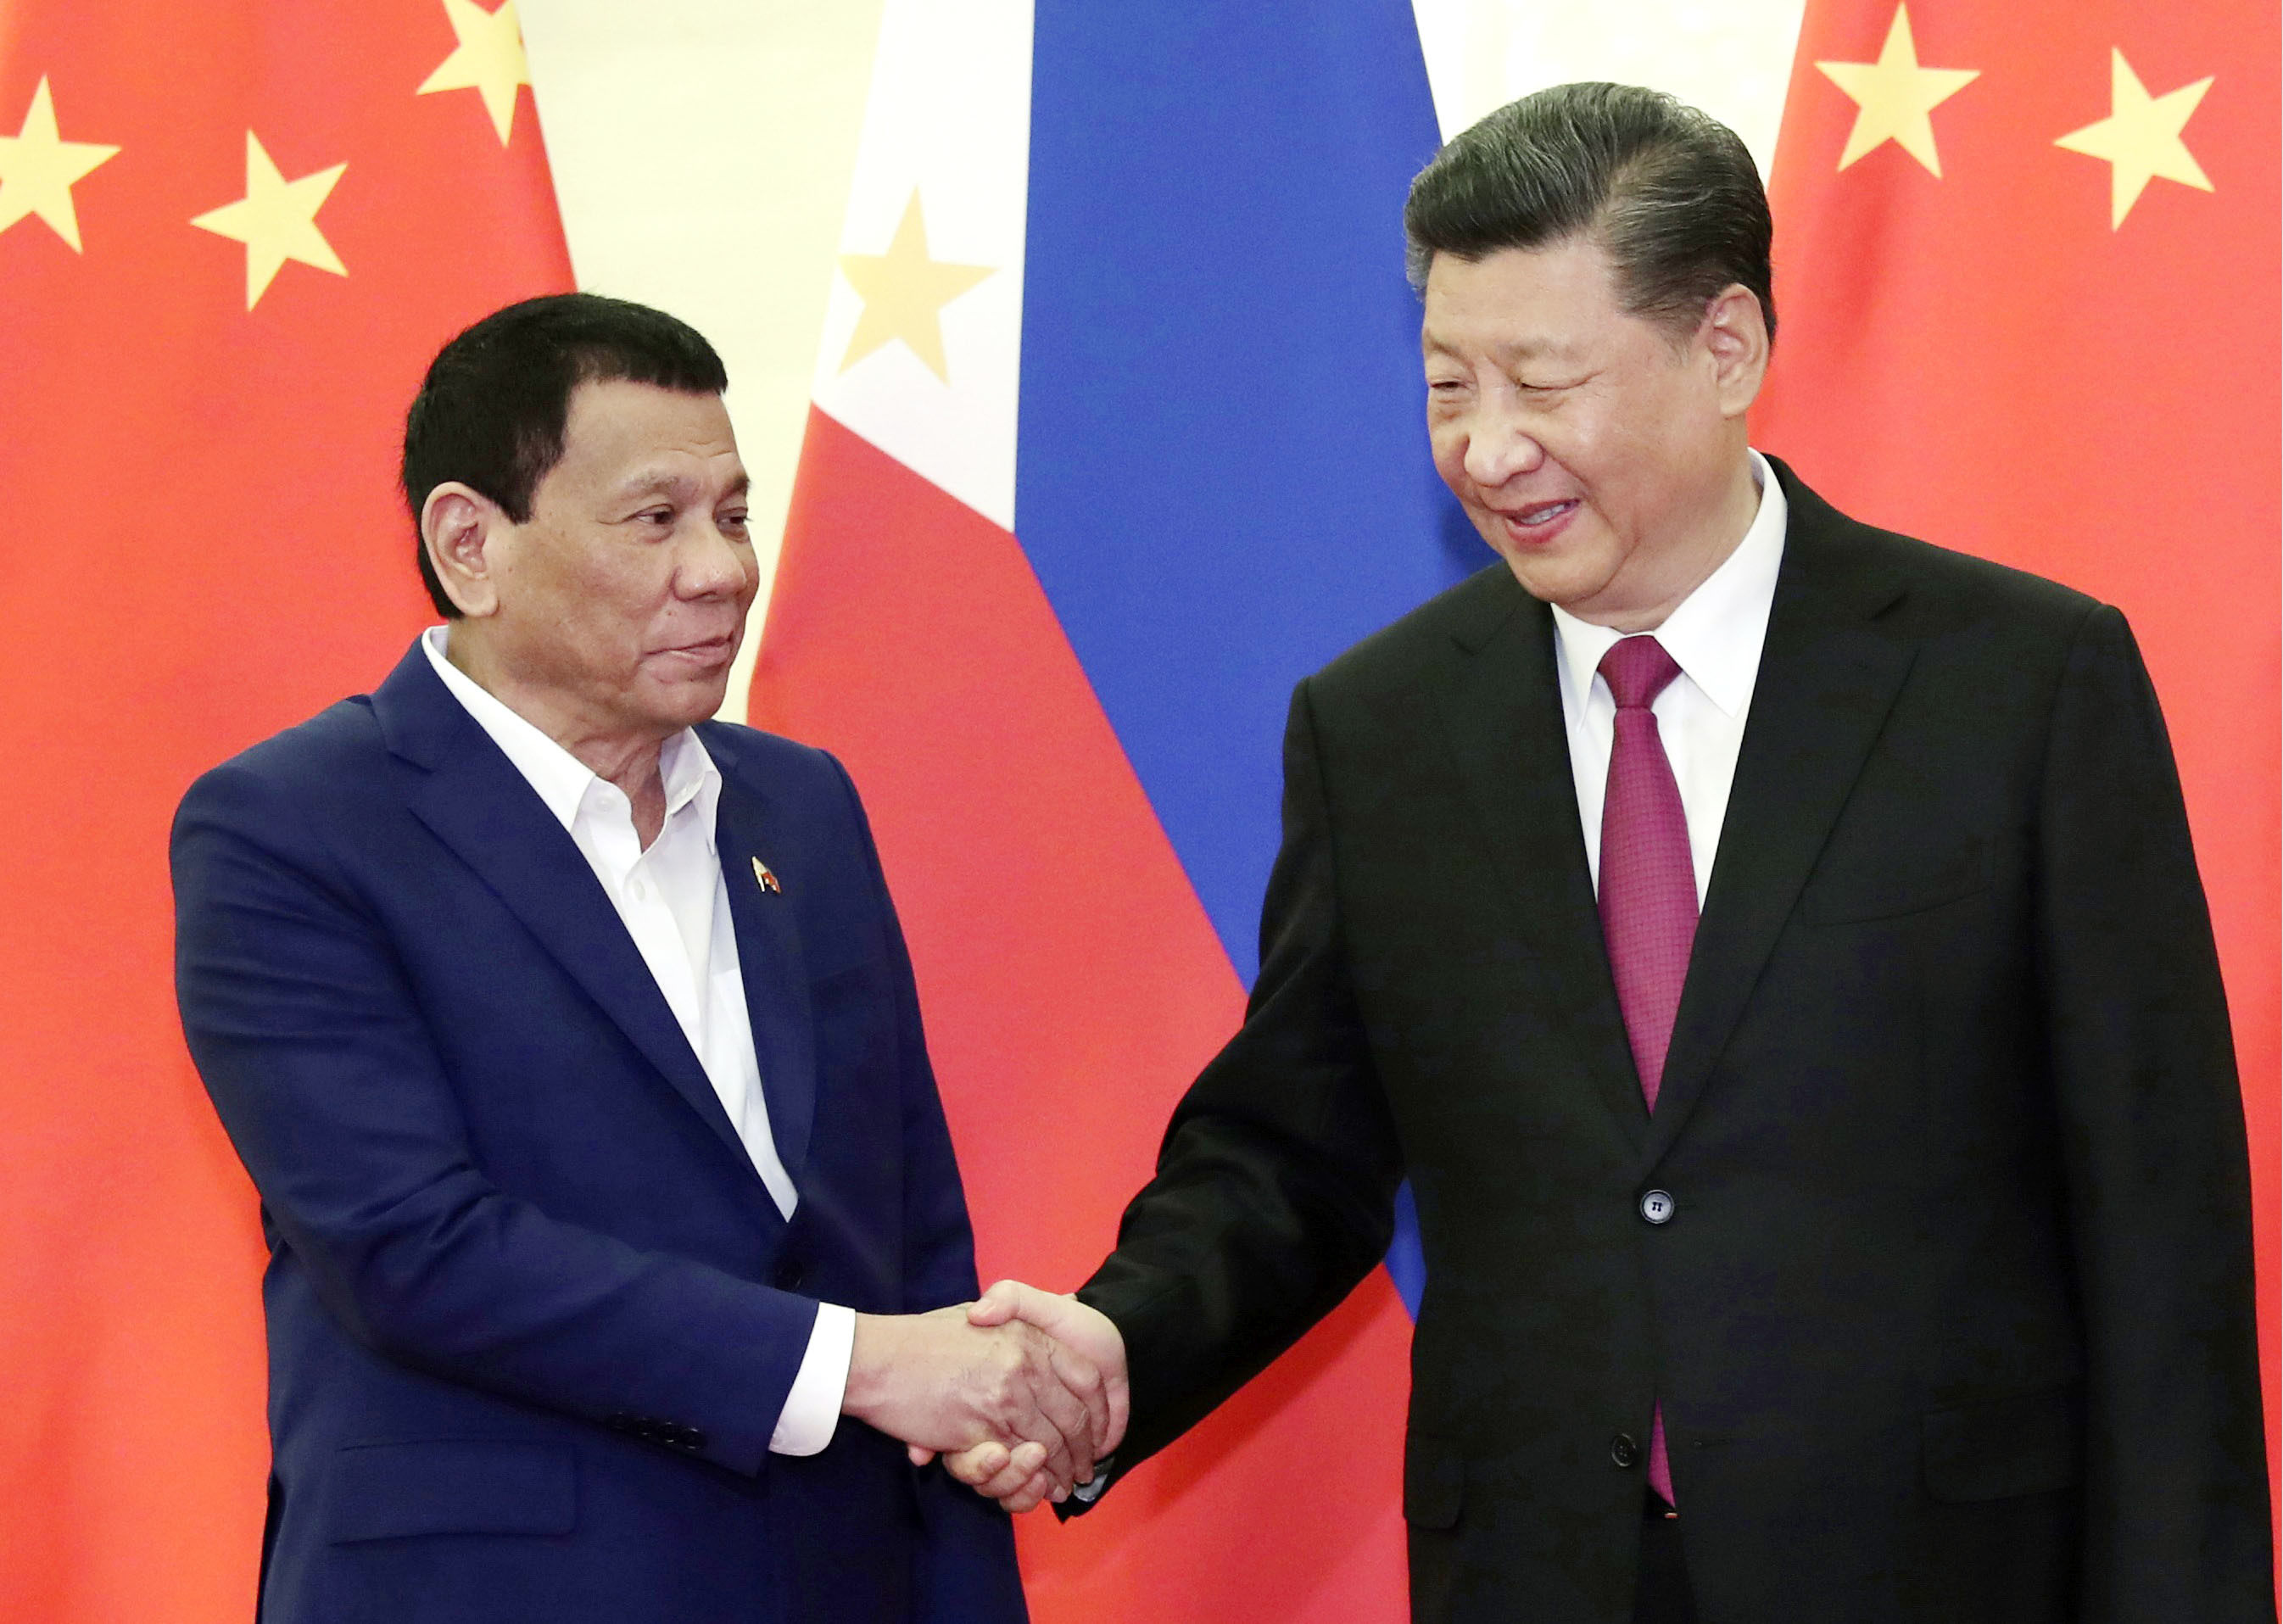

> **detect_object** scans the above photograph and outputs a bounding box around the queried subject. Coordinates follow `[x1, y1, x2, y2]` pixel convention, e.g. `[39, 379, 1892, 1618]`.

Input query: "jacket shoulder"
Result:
[695, 720, 862, 812]
[1307, 561, 1521, 701]
[177, 695, 388, 823]
[1778, 465, 2107, 637]
[1902, 533, 2099, 627]
[695, 717, 833, 770]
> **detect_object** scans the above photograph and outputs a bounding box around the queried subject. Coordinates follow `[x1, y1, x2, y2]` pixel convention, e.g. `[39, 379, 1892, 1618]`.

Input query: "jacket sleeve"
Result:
[818, 754, 1026, 1621]
[171, 759, 817, 1477]
[1072, 676, 1404, 1489]
[2034, 604, 2275, 1617]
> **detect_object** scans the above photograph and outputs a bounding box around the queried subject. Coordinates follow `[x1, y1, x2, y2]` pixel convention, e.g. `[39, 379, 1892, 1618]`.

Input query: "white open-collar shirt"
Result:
[1549, 449, 1789, 903]
[421, 628, 852, 1455]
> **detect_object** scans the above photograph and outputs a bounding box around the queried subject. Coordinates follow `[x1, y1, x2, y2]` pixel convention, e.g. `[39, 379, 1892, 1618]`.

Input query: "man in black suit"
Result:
[946, 84, 2273, 1621]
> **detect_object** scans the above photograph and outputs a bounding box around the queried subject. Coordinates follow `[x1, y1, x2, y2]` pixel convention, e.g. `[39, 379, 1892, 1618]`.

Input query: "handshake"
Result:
[843, 1280, 1129, 1515]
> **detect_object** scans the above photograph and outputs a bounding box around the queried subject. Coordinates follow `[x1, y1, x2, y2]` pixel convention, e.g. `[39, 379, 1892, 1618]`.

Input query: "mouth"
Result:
[1488, 498, 1579, 542]
[651, 634, 737, 670]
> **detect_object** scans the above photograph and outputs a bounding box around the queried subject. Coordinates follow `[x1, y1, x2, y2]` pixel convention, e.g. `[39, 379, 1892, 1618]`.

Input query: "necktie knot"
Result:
[1599, 635, 1682, 711]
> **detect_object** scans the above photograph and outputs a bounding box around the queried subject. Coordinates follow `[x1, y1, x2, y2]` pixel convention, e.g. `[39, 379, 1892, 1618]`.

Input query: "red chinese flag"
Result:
[0, 3, 571, 1616]
[1756, 0, 2280, 1506]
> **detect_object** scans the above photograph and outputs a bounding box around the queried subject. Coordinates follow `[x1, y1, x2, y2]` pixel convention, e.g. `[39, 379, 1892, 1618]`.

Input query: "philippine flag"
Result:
[753, 1, 1465, 1616]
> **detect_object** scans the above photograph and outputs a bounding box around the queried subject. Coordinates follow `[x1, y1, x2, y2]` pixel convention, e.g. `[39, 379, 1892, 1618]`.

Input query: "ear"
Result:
[1698, 283, 1771, 419]
[420, 482, 508, 618]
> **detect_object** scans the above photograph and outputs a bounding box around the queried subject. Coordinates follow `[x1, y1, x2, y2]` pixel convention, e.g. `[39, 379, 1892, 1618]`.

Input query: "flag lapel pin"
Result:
[751, 857, 781, 895]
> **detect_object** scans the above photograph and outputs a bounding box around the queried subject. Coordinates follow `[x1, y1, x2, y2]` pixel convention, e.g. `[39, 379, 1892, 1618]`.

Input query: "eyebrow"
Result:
[613, 469, 751, 501]
[1421, 330, 1577, 364]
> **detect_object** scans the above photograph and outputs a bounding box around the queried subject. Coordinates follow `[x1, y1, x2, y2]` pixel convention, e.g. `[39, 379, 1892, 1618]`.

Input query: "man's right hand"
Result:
[841, 1303, 1113, 1501]
[937, 1281, 1130, 1514]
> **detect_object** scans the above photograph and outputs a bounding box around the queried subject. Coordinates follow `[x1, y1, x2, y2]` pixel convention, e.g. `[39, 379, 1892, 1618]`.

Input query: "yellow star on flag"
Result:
[1817, 4, 1980, 176]
[418, 0, 533, 147]
[836, 191, 994, 382]
[0, 76, 120, 253]
[190, 132, 348, 310]
[2055, 51, 2214, 230]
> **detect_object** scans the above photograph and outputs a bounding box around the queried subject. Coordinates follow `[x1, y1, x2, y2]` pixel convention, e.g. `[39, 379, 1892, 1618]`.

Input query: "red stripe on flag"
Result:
[1756, 0, 2280, 1515]
[755, 405, 1410, 1622]
[0, 5, 572, 1618]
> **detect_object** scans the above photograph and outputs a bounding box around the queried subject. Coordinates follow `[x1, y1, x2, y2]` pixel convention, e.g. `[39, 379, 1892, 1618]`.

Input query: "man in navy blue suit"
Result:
[172, 294, 1116, 1624]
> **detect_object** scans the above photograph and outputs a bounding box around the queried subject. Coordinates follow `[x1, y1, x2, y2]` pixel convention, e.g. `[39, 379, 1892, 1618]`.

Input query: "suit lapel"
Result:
[371, 644, 753, 1173]
[1643, 470, 1915, 1165]
[1435, 579, 1648, 1156]
[709, 766, 818, 1180]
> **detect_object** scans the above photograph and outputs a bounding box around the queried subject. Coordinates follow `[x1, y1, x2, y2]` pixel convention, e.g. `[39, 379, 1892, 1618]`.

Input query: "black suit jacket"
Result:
[1074, 463, 2272, 1622]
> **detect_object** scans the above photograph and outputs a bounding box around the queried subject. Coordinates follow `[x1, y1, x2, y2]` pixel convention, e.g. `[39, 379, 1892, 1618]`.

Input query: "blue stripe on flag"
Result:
[1017, 1, 1480, 983]
[1017, 0, 1473, 1317]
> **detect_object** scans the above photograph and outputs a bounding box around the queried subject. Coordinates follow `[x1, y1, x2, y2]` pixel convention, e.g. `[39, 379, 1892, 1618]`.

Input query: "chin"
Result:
[1499, 555, 1587, 606]
[640, 678, 732, 731]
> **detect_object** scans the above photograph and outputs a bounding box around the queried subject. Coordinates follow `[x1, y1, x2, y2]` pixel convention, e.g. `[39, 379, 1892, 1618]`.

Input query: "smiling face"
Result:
[1422, 237, 1766, 631]
[432, 378, 756, 752]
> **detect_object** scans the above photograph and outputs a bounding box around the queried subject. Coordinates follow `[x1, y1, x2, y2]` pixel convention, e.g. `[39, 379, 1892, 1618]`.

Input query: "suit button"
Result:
[774, 1260, 807, 1290]
[1639, 1189, 1675, 1225]
[1611, 1433, 1640, 1469]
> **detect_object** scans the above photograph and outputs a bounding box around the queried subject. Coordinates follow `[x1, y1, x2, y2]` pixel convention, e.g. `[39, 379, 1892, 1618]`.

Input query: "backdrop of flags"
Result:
[0, 3, 569, 1617]
[757, 3, 1454, 1615]
[1755, 0, 2280, 1490]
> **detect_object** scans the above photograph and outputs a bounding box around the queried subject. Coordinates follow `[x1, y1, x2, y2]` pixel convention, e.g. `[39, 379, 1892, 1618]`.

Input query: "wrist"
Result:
[842, 1312, 900, 1420]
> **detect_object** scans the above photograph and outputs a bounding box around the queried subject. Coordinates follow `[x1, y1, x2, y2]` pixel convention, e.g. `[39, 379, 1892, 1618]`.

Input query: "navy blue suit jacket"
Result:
[172, 640, 1025, 1624]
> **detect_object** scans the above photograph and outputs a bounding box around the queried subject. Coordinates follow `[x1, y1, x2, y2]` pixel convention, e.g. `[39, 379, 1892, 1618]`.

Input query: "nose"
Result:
[1461, 401, 1545, 489]
[677, 519, 752, 600]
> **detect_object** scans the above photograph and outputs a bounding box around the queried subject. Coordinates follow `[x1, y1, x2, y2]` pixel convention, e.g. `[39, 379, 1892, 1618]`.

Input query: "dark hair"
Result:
[1403, 82, 1774, 346]
[401, 292, 729, 617]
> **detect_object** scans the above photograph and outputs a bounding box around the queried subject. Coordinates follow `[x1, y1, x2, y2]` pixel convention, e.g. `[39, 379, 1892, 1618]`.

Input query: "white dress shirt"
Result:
[421, 628, 853, 1456]
[1549, 450, 1789, 902]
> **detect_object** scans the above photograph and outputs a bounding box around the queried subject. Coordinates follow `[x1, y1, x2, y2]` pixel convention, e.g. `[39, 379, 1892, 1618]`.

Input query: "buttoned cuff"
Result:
[769, 1302, 856, 1456]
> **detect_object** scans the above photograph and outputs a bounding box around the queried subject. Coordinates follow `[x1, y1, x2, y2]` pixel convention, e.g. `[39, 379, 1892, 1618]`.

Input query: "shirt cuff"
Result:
[769, 1302, 856, 1456]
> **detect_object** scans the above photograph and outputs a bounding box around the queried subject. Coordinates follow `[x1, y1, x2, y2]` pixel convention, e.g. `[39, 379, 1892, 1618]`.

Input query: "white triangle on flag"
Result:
[812, 0, 1032, 533]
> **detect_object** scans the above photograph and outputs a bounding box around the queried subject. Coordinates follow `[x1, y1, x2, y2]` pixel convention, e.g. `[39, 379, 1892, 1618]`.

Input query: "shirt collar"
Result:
[420, 626, 718, 835]
[1549, 448, 1788, 717]
[656, 728, 721, 832]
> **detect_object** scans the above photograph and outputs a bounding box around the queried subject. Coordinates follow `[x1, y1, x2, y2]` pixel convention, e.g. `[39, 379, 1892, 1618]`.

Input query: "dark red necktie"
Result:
[1596, 635, 1695, 1505]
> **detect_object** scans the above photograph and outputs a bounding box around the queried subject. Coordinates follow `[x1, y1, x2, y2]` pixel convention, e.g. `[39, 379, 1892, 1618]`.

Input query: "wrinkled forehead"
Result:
[555, 379, 748, 496]
[1419, 240, 1637, 364]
